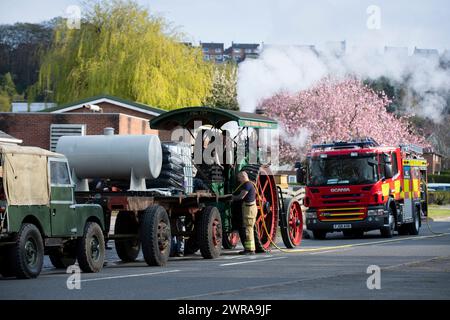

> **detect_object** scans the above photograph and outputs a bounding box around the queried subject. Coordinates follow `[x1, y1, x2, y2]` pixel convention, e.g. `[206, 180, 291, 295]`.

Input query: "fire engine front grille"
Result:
[321, 193, 363, 204]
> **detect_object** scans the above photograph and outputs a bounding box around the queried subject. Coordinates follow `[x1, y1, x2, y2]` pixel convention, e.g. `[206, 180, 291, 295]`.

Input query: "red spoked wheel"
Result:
[242, 165, 279, 252]
[222, 231, 240, 249]
[281, 199, 303, 248]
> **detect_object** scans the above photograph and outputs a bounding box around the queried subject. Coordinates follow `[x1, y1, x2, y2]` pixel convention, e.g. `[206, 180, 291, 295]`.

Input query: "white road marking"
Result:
[77, 269, 180, 283]
[220, 257, 286, 266]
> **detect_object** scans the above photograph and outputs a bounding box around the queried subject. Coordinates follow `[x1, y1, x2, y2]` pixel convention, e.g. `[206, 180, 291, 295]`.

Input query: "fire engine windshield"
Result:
[307, 155, 378, 186]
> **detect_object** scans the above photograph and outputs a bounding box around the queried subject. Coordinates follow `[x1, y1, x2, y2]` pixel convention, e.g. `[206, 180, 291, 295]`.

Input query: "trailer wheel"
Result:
[49, 243, 77, 269]
[3, 223, 44, 279]
[242, 165, 279, 253]
[198, 206, 222, 259]
[380, 206, 395, 238]
[115, 211, 141, 262]
[281, 199, 303, 248]
[77, 222, 105, 273]
[140, 205, 171, 266]
[222, 231, 240, 249]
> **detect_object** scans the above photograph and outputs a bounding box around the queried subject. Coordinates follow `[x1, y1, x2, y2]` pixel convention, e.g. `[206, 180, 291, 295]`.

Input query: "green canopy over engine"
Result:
[150, 106, 278, 130]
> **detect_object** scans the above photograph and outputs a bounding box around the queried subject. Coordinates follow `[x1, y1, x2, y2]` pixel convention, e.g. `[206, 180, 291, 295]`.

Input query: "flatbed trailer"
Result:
[75, 190, 231, 266]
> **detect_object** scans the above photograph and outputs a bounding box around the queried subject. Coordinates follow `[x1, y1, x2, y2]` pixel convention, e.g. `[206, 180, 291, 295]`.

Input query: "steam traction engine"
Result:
[57, 107, 302, 268]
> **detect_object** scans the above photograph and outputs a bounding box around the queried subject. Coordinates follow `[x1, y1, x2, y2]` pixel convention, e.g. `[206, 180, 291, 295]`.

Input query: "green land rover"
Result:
[0, 144, 106, 279]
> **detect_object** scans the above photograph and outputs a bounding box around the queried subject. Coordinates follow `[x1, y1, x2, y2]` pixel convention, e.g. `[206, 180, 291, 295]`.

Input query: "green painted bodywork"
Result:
[1, 153, 105, 240]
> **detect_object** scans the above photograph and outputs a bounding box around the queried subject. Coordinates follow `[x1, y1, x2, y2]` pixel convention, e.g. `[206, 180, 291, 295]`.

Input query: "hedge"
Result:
[428, 191, 450, 205]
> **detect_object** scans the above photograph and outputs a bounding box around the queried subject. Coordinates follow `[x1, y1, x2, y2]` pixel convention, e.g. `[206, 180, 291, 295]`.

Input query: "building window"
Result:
[203, 47, 209, 53]
[215, 54, 223, 60]
[245, 48, 252, 53]
[215, 48, 222, 53]
[233, 48, 241, 53]
[50, 124, 86, 151]
[204, 55, 210, 61]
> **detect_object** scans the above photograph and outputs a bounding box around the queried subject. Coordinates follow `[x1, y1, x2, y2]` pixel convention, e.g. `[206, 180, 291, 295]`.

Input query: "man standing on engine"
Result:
[232, 171, 258, 255]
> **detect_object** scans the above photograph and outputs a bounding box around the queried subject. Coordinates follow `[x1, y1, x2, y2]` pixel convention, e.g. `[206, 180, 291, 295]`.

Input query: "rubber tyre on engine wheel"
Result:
[77, 222, 105, 273]
[3, 223, 44, 279]
[115, 211, 141, 262]
[140, 205, 171, 266]
[313, 230, 327, 240]
[198, 206, 222, 259]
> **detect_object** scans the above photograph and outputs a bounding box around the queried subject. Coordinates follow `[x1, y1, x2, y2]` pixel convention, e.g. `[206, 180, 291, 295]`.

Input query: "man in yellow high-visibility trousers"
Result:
[232, 171, 258, 255]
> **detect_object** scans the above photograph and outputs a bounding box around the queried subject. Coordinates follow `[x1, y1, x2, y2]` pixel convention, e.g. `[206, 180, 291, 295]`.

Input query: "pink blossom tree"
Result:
[260, 78, 428, 163]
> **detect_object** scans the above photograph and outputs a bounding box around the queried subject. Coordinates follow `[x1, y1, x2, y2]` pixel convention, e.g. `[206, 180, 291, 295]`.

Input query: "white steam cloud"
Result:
[237, 45, 450, 123]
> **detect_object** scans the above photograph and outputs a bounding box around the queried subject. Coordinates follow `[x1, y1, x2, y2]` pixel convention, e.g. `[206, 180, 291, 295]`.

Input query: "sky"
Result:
[0, 0, 449, 52]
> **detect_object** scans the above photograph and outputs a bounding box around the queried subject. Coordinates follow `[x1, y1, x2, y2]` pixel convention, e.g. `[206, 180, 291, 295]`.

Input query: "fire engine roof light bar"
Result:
[312, 138, 380, 150]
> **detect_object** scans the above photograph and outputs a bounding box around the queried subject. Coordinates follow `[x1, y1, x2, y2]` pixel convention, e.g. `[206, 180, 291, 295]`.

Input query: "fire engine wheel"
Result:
[380, 206, 395, 238]
[1, 223, 44, 279]
[115, 211, 141, 262]
[140, 205, 171, 266]
[222, 230, 240, 249]
[243, 165, 279, 252]
[407, 206, 421, 235]
[49, 242, 77, 269]
[281, 199, 303, 248]
[198, 206, 222, 259]
[77, 221, 105, 273]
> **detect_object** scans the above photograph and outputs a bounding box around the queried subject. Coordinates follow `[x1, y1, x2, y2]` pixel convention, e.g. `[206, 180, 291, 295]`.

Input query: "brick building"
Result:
[200, 42, 224, 63]
[0, 95, 168, 151]
[224, 42, 260, 63]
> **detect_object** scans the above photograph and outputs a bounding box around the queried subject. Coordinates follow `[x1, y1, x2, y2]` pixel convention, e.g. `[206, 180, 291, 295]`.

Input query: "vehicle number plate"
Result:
[333, 224, 352, 229]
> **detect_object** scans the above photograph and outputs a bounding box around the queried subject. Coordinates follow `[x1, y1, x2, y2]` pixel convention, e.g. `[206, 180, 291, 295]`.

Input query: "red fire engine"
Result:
[305, 138, 428, 239]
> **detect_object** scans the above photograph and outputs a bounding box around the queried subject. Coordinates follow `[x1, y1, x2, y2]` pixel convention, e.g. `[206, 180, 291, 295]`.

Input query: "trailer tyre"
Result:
[140, 205, 171, 266]
[198, 206, 222, 259]
[77, 222, 105, 273]
[4, 223, 44, 279]
[115, 212, 141, 262]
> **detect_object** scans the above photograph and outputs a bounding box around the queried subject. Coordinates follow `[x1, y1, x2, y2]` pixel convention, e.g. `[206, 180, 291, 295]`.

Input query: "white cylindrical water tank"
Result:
[56, 133, 162, 180]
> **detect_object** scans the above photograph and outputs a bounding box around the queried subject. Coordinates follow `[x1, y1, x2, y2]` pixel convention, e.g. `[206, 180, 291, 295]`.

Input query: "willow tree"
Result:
[38, 0, 212, 109]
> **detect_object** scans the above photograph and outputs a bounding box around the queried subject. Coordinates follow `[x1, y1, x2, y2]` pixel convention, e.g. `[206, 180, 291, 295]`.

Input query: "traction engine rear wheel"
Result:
[242, 165, 279, 253]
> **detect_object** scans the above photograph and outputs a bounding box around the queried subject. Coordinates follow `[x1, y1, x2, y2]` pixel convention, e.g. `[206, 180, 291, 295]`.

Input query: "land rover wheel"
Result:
[9, 223, 44, 279]
[140, 205, 171, 266]
[77, 222, 105, 273]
